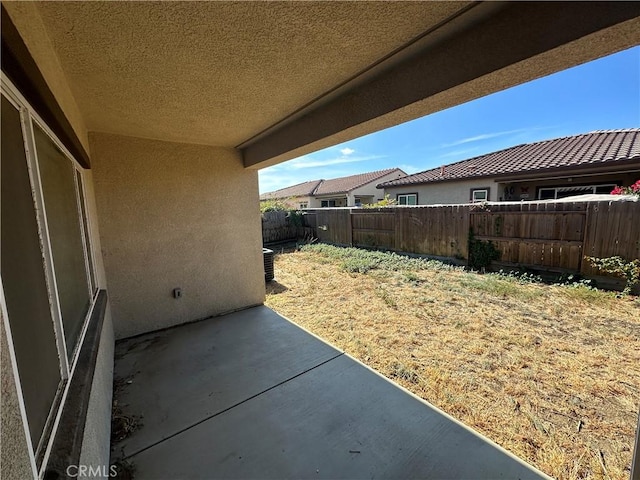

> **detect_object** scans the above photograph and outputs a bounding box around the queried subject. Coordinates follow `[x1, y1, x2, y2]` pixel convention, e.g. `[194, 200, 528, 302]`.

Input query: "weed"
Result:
[468, 229, 501, 270]
[301, 243, 459, 273]
[389, 361, 421, 384]
[376, 287, 397, 308]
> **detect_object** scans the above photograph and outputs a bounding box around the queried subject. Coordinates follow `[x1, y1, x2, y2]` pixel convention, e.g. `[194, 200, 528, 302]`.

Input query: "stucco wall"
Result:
[78, 307, 114, 477]
[77, 169, 113, 477]
[1, 309, 36, 480]
[89, 133, 265, 339]
[3, 2, 89, 153]
[350, 170, 406, 205]
[384, 179, 499, 205]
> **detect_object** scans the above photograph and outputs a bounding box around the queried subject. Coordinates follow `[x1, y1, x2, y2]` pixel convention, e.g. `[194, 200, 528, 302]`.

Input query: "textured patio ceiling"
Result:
[10, 1, 640, 168]
[30, 2, 468, 145]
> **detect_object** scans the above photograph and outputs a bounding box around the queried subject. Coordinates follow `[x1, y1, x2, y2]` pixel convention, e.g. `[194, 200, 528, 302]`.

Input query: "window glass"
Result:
[76, 170, 96, 291]
[1, 96, 62, 448]
[595, 184, 616, 194]
[34, 124, 91, 358]
[538, 188, 556, 200]
[398, 194, 417, 205]
[472, 190, 488, 202]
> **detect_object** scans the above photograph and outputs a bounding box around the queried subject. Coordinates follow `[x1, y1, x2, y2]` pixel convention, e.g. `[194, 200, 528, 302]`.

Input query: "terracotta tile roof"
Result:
[379, 129, 640, 188]
[314, 168, 404, 195]
[260, 180, 323, 200]
[261, 168, 405, 199]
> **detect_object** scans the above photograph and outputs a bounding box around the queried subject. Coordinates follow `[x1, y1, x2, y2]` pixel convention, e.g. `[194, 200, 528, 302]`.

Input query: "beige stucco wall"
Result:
[383, 179, 499, 205]
[89, 133, 265, 339]
[78, 308, 114, 477]
[77, 169, 114, 477]
[1, 309, 36, 480]
[349, 171, 406, 205]
[310, 196, 348, 208]
[4, 2, 89, 153]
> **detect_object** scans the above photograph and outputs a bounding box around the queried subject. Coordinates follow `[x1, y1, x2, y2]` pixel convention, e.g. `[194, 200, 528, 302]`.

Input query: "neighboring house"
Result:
[261, 168, 406, 208]
[378, 130, 640, 205]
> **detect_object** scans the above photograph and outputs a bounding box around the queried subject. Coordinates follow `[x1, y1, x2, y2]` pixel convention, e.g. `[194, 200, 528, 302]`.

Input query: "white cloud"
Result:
[259, 152, 386, 193]
[442, 128, 531, 148]
[340, 147, 355, 156]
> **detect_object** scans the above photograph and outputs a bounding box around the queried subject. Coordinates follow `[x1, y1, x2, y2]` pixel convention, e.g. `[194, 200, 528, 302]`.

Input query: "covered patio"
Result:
[2, 2, 639, 478]
[112, 306, 546, 479]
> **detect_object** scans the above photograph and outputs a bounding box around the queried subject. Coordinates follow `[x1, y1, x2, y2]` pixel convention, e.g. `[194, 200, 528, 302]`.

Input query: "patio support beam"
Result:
[241, 1, 640, 169]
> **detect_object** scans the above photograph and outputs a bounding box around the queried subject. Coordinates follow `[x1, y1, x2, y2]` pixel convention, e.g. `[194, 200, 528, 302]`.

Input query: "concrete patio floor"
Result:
[111, 306, 549, 479]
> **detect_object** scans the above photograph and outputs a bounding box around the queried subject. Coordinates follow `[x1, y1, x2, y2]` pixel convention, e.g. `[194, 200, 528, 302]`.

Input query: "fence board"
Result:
[276, 200, 638, 287]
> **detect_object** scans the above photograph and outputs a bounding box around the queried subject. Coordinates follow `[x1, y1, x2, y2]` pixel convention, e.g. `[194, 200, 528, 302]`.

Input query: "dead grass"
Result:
[265, 245, 640, 480]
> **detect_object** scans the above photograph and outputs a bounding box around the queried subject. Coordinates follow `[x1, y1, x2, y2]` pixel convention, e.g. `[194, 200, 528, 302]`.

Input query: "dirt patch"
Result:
[265, 245, 640, 480]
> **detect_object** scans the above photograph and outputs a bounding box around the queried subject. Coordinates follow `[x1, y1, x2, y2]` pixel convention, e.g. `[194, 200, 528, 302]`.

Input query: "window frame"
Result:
[396, 193, 418, 205]
[470, 188, 490, 203]
[537, 183, 618, 200]
[1, 75, 99, 474]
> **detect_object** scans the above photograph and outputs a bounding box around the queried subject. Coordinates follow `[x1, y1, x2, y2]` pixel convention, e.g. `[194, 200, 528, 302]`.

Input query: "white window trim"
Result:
[397, 193, 417, 205]
[2, 75, 99, 477]
[21, 111, 71, 379]
[471, 189, 489, 203]
[538, 183, 617, 200]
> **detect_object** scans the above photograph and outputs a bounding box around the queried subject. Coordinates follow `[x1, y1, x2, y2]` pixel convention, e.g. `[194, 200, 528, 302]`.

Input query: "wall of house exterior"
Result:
[1, 311, 36, 480]
[2, 9, 114, 478]
[4, 2, 89, 153]
[383, 179, 499, 205]
[90, 133, 265, 339]
[77, 168, 114, 475]
[264, 196, 313, 210]
[310, 196, 348, 208]
[349, 171, 407, 205]
[498, 172, 639, 201]
[78, 308, 114, 475]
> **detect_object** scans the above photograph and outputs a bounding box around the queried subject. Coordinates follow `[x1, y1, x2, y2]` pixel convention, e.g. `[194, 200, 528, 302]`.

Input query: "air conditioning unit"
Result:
[263, 248, 275, 282]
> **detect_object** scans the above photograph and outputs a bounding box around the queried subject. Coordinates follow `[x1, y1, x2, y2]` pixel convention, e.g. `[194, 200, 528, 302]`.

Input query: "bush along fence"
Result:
[261, 209, 315, 244]
[287, 199, 640, 292]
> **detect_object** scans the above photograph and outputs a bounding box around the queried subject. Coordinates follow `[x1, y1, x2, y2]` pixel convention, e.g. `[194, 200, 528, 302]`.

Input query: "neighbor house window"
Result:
[299, 202, 308, 209]
[538, 183, 617, 200]
[1, 78, 97, 468]
[471, 188, 489, 203]
[397, 193, 417, 205]
[321, 200, 337, 207]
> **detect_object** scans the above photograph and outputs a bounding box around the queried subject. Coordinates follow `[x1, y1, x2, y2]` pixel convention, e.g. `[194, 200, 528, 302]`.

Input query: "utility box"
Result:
[263, 248, 275, 282]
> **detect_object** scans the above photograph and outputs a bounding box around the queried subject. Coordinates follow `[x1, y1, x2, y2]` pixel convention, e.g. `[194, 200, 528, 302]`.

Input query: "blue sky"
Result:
[258, 46, 640, 194]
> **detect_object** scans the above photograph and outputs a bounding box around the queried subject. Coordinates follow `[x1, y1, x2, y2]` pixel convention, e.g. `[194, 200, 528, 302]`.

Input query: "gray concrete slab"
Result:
[112, 306, 341, 458]
[130, 354, 546, 479]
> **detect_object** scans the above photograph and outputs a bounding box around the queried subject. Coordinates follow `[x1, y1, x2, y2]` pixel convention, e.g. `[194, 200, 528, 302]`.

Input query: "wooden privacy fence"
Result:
[303, 199, 640, 280]
[261, 210, 313, 244]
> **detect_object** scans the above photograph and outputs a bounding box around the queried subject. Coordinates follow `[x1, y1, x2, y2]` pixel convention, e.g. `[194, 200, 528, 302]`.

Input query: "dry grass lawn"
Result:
[265, 244, 640, 480]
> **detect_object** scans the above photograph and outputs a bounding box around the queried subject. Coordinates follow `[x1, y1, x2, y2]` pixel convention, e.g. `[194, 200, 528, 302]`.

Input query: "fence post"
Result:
[395, 207, 402, 252]
[347, 209, 353, 247]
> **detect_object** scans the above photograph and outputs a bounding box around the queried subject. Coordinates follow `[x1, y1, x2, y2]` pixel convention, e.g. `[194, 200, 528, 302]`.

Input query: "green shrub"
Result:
[362, 194, 397, 208]
[468, 229, 500, 271]
[585, 255, 640, 295]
